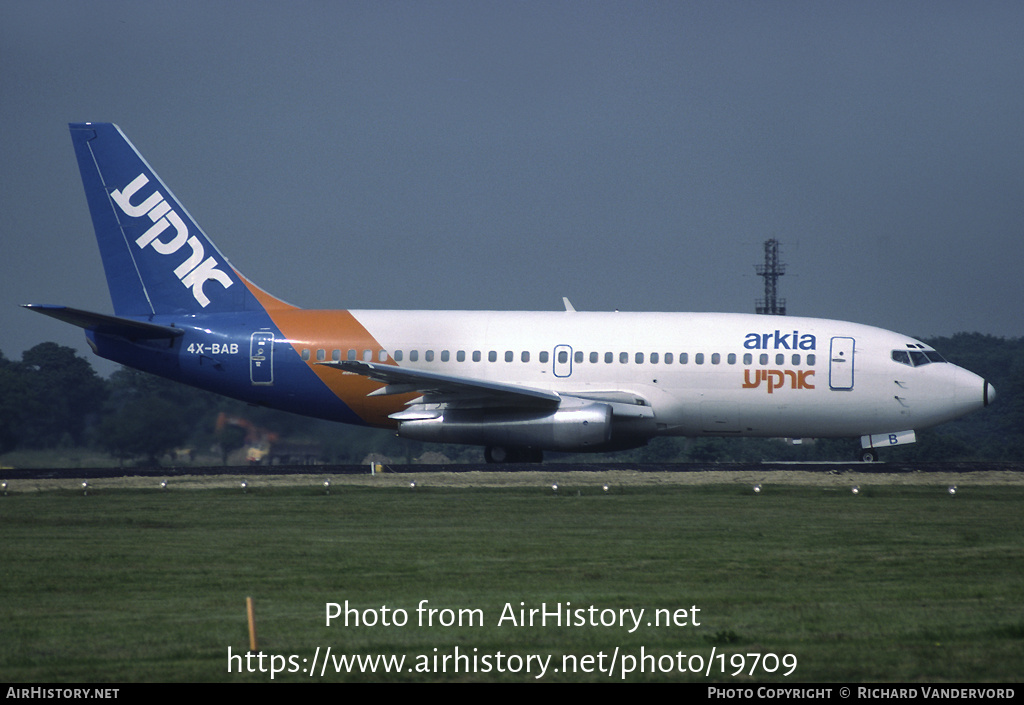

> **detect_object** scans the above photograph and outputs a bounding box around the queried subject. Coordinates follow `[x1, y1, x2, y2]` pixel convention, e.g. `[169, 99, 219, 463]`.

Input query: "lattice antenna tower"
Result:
[755, 239, 786, 315]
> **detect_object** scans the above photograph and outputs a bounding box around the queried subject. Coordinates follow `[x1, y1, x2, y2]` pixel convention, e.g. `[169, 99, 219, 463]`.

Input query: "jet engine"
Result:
[396, 402, 613, 452]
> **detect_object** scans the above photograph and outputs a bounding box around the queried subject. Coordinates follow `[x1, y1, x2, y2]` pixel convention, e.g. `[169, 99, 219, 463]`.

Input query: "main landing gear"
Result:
[484, 446, 544, 463]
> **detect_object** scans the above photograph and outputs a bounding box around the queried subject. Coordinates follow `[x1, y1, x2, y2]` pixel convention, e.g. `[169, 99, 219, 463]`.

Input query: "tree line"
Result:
[0, 333, 1019, 466]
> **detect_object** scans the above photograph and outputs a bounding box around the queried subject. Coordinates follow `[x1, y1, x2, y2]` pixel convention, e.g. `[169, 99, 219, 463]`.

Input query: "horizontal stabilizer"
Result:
[22, 304, 184, 339]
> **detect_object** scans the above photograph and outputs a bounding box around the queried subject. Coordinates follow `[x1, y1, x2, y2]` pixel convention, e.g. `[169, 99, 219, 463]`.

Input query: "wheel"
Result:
[860, 449, 878, 463]
[485, 446, 510, 463]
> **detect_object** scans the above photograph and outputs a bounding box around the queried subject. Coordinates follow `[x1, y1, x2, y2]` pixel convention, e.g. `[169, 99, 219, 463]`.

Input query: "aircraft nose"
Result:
[952, 367, 993, 415]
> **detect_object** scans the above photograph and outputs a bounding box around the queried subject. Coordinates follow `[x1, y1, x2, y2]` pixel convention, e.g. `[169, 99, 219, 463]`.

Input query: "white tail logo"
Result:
[111, 174, 233, 307]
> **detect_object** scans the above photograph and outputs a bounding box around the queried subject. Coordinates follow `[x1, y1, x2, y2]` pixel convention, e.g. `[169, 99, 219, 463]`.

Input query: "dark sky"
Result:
[3, 1, 1022, 374]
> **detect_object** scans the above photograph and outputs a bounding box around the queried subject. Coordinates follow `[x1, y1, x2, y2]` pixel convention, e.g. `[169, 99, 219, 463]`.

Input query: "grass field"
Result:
[1, 473, 1022, 682]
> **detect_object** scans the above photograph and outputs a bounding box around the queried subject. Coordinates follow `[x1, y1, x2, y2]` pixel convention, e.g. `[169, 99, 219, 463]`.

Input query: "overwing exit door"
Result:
[553, 345, 573, 378]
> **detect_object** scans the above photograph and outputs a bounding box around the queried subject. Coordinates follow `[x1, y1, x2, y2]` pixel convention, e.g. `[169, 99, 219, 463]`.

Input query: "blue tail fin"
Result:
[70, 123, 273, 316]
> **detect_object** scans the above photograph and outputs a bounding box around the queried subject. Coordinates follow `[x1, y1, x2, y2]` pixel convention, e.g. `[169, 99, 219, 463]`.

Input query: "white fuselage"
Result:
[338, 310, 989, 440]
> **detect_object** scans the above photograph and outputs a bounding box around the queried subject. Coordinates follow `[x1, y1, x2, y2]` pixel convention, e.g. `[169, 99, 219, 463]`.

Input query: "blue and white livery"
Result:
[26, 123, 995, 462]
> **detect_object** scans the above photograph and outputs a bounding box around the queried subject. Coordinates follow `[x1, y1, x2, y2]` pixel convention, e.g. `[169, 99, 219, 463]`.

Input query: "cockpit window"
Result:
[891, 350, 911, 366]
[892, 349, 947, 367]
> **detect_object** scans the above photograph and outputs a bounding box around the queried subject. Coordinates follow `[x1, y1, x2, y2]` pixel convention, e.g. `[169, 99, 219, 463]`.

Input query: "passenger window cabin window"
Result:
[619, 352, 628, 364]
[664, 353, 673, 364]
[539, 351, 549, 363]
[775, 354, 784, 365]
[457, 350, 466, 362]
[558, 350, 569, 363]
[301, 349, 310, 361]
[505, 351, 514, 362]
[363, 349, 373, 361]
[473, 351, 481, 362]
[409, 350, 419, 362]
[680, 353, 688, 364]
[605, 352, 613, 364]
[743, 353, 752, 365]
[590, 352, 599, 363]
[695, 353, 704, 365]
[523, 351, 531, 363]
[575, 351, 583, 363]
[636, 352, 644, 364]
[711, 353, 720, 365]
[650, 352, 659, 364]
[347, 349, 357, 361]
[727, 353, 736, 365]
[425, 350, 434, 362]
[759, 354, 768, 365]
[792, 354, 800, 365]
[441, 350, 450, 362]
[807, 354, 816, 366]
[489, 351, 497, 362]
[332, 349, 341, 361]
[394, 350, 403, 362]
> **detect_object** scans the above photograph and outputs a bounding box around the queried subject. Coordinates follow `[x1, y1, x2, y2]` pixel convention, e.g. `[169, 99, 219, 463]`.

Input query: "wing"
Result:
[317, 360, 561, 410]
[317, 360, 655, 420]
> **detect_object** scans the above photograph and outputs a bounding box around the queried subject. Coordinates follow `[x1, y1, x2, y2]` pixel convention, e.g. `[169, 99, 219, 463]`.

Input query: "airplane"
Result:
[25, 122, 995, 463]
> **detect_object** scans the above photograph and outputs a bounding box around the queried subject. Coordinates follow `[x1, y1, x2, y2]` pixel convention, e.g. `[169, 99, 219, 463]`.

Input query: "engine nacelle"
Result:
[397, 403, 613, 452]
